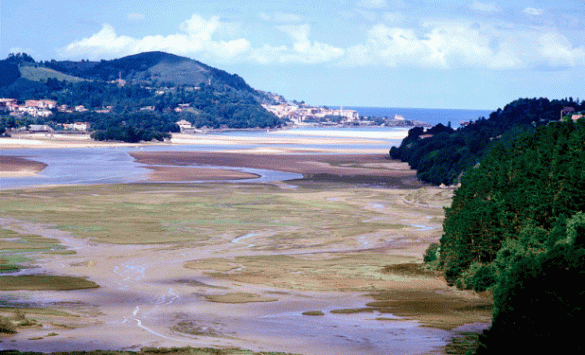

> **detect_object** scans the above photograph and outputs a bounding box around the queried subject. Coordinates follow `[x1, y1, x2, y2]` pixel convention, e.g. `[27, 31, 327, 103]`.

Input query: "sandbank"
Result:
[0, 156, 48, 177]
[144, 165, 261, 181]
[0, 129, 404, 152]
[130, 151, 424, 188]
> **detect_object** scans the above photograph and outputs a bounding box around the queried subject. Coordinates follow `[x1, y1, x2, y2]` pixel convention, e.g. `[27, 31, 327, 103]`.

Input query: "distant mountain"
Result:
[44, 51, 254, 92]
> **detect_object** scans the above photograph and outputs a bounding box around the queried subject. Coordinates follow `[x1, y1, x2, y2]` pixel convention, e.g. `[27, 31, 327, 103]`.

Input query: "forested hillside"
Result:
[429, 118, 585, 353]
[390, 98, 585, 185]
[0, 52, 284, 141]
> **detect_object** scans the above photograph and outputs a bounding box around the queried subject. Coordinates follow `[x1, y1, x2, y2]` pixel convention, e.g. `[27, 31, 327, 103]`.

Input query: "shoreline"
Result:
[1, 129, 411, 186]
[0, 127, 407, 150]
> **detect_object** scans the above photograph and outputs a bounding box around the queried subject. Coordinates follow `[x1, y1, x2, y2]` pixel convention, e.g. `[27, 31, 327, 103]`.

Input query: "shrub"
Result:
[455, 262, 497, 292]
[0, 315, 17, 334]
[423, 242, 440, 263]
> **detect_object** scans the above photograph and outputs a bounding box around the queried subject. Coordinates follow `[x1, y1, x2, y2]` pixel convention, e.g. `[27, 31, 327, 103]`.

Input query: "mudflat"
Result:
[0, 131, 491, 355]
[131, 151, 425, 188]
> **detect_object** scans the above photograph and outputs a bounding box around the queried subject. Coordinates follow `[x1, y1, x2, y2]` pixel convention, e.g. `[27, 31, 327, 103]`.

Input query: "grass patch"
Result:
[204, 292, 278, 304]
[0, 275, 99, 291]
[171, 321, 219, 336]
[301, 311, 324, 316]
[365, 289, 493, 330]
[0, 184, 437, 247]
[443, 332, 482, 355]
[0, 308, 78, 318]
[18, 64, 85, 83]
[188, 253, 419, 292]
[382, 263, 440, 278]
[329, 308, 375, 314]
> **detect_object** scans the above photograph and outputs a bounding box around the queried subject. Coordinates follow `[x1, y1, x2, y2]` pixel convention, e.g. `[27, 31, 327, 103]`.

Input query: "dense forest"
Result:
[390, 97, 585, 185]
[426, 118, 585, 353]
[0, 52, 284, 141]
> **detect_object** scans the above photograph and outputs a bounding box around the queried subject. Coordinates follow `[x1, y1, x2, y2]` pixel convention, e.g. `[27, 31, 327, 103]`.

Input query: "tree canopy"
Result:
[430, 118, 585, 353]
[390, 98, 585, 185]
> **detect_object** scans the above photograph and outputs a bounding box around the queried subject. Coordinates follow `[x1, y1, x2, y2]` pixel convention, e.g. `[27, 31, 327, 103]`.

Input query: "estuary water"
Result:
[0, 126, 408, 189]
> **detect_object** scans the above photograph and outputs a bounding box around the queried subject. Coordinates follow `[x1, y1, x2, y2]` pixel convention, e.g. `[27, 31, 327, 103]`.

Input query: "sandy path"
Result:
[0, 217, 453, 354]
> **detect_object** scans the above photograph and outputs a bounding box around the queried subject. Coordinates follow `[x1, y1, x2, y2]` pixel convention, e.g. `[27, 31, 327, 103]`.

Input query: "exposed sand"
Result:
[130, 151, 424, 188]
[0, 156, 48, 177]
[0, 130, 402, 152]
[0, 130, 491, 354]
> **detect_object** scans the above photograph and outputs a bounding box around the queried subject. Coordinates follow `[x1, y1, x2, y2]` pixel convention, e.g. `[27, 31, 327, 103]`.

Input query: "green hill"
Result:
[18, 63, 85, 83]
[46, 51, 254, 91]
[0, 51, 284, 137]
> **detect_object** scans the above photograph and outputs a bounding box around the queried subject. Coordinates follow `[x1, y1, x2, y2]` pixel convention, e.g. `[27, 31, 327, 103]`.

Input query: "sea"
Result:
[344, 106, 492, 127]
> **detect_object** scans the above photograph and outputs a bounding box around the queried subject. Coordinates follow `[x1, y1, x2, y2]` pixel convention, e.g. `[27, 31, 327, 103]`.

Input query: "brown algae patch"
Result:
[365, 289, 493, 330]
[0, 275, 99, 291]
[302, 311, 325, 316]
[185, 254, 443, 292]
[204, 292, 278, 303]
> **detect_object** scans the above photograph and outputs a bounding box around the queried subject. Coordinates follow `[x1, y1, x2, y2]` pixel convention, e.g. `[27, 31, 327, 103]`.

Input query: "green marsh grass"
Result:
[0, 275, 99, 291]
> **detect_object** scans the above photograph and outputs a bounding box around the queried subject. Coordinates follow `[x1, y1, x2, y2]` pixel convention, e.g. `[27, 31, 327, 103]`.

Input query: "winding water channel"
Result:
[0, 145, 303, 189]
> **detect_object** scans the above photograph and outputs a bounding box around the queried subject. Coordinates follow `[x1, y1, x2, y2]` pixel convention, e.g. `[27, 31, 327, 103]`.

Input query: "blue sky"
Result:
[1, 0, 584, 109]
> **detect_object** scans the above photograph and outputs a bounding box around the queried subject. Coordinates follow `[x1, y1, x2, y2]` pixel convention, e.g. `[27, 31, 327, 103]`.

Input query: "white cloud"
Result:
[249, 24, 344, 64]
[62, 15, 251, 61]
[342, 21, 585, 71]
[60, 12, 585, 71]
[538, 32, 585, 68]
[359, 0, 387, 9]
[469, 1, 501, 14]
[524, 8, 543, 16]
[64, 24, 135, 57]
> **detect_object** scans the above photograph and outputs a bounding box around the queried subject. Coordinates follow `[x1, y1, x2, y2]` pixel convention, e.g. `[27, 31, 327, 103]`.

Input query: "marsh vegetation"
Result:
[0, 180, 488, 354]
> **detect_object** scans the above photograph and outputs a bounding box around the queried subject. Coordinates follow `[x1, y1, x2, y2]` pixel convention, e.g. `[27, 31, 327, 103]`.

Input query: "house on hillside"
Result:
[25, 99, 56, 110]
[561, 107, 575, 120]
[0, 98, 18, 111]
[28, 124, 54, 133]
[73, 122, 91, 131]
[176, 119, 194, 133]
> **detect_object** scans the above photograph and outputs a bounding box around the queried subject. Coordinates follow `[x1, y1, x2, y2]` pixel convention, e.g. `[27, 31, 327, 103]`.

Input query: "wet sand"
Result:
[0, 156, 47, 177]
[131, 151, 424, 188]
[0, 130, 491, 354]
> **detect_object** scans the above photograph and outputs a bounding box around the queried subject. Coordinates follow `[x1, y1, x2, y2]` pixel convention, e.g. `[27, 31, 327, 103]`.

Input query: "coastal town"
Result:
[261, 103, 359, 124]
[0, 94, 427, 136]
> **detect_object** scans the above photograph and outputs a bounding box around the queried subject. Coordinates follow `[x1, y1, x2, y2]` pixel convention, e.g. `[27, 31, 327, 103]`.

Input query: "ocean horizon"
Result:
[341, 106, 492, 127]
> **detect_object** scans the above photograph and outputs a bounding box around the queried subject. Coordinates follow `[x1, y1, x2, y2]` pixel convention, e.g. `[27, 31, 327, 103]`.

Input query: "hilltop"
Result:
[0, 52, 285, 140]
[42, 51, 254, 92]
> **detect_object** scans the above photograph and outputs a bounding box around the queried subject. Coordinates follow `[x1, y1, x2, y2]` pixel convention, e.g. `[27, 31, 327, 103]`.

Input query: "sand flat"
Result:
[0, 156, 48, 177]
